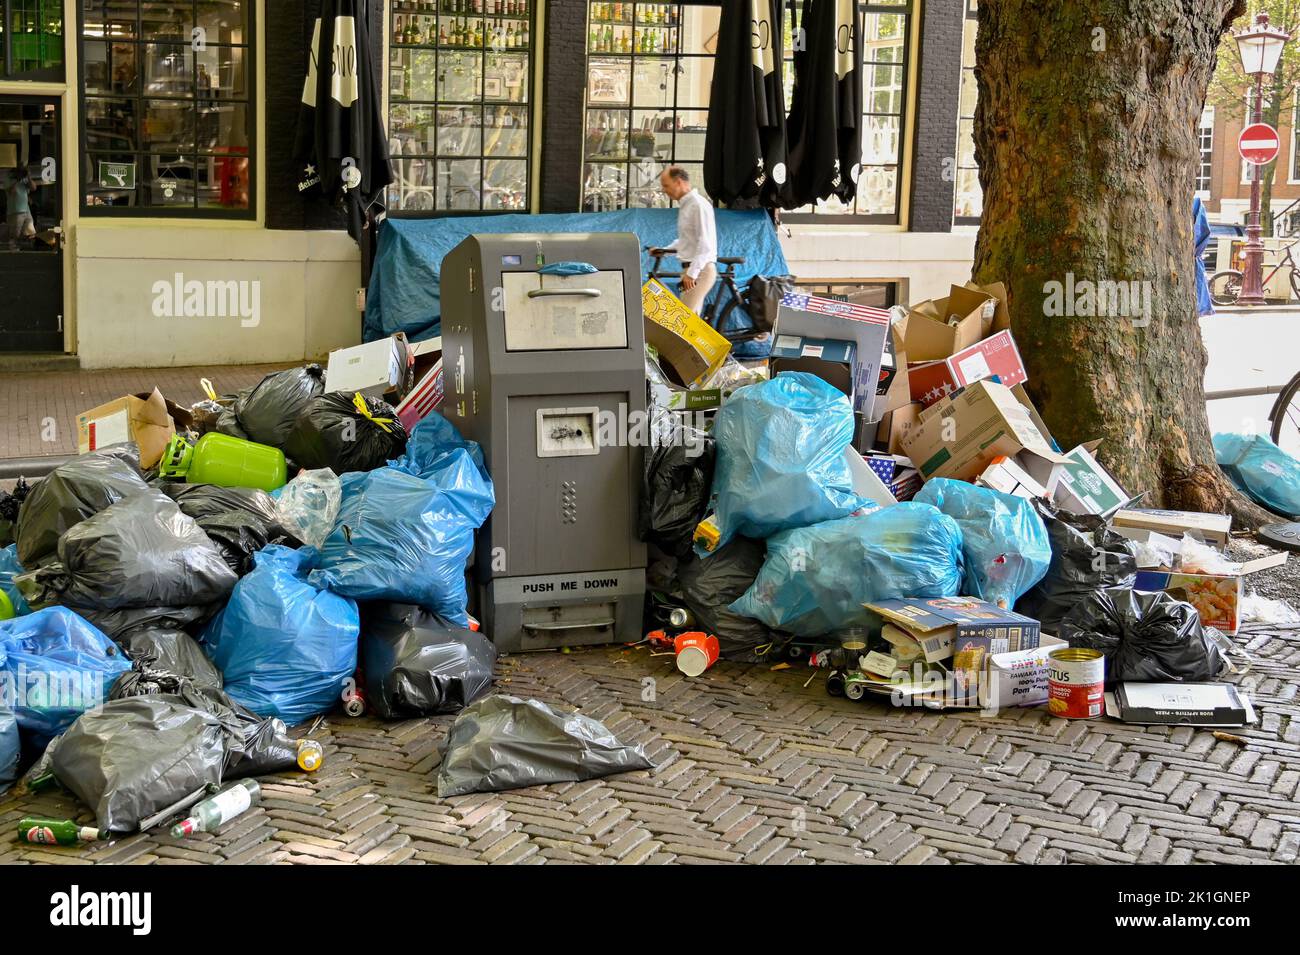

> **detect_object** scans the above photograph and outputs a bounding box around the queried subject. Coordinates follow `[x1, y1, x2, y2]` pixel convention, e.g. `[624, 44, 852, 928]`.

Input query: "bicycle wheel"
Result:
[1209, 270, 1243, 307]
[1269, 371, 1300, 459]
[1291, 266, 1300, 304]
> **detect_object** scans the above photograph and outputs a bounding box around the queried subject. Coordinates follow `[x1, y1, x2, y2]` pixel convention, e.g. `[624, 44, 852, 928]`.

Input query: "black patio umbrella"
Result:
[295, 0, 394, 241]
[704, 0, 790, 208]
[784, 0, 863, 209]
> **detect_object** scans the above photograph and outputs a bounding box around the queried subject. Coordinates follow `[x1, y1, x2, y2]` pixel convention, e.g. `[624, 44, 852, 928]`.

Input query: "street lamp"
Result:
[1233, 12, 1291, 306]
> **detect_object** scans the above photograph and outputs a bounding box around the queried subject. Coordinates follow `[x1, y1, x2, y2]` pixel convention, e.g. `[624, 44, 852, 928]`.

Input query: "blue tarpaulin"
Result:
[364, 208, 790, 354]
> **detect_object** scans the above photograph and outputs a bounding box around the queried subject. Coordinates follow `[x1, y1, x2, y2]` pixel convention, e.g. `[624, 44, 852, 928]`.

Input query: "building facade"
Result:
[0, 0, 984, 369]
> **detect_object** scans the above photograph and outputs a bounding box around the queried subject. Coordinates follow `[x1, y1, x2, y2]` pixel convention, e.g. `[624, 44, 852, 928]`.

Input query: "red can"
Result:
[1047, 648, 1105, 719]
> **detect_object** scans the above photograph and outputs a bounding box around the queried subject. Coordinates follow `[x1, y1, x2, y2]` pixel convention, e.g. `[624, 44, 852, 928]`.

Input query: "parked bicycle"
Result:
[1209, 238, 1300, 306]
[644, 246, 755, 341]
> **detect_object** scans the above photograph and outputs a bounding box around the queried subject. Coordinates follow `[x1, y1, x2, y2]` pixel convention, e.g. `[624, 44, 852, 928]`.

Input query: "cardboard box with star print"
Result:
[908, 330, 1028, 408]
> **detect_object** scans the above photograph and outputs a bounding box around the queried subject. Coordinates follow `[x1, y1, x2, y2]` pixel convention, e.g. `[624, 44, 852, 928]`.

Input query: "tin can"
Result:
[1047, 648, 1105, 719]
[674, 632, 720, 677]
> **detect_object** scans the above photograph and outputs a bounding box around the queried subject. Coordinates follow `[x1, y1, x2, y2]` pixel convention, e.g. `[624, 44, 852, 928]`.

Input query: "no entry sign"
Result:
[1239, 122, 1281, 165]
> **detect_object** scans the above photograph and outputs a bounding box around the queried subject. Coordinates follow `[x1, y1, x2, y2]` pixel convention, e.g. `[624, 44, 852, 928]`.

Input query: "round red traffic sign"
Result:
[1239, 122, 1280, 165]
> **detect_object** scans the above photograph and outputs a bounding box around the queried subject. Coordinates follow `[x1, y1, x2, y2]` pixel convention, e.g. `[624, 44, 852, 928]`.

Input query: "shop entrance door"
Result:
[0, 96, 63, 352]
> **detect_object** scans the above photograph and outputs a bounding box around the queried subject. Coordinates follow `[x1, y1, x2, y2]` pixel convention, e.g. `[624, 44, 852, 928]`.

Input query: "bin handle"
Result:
[527, 288, 602, 299]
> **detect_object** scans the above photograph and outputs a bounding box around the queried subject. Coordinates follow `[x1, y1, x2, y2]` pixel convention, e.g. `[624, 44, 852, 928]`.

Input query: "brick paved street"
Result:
[3, 624, 1297, 866]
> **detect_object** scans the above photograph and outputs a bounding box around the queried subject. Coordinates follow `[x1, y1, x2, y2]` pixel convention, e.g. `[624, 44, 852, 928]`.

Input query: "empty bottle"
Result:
[19, 817, 108, 845]
[297, 739, 324, 772]
[170, 779, 261, 839]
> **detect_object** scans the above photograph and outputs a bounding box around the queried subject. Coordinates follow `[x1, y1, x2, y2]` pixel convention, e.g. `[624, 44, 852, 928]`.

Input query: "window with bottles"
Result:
[1, 0, 65, 80]
[582, 2, 716, 211]
[953, 0, 979, 224]
[78, 1, 253, 216]
[387, 0, 533, 214]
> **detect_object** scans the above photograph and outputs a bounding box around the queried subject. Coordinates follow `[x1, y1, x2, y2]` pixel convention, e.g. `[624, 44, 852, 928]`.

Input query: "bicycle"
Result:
[1209, 238, 1300, 306]
[1269, 369, 1300, 459]
[644, 247, 756, 341]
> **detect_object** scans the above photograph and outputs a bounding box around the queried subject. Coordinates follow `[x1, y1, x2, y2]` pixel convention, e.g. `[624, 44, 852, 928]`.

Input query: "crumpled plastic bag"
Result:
[703, 372, 865, 554]
[1, 544, 30, 617]
[436, 695, 653, 797]
[309, 465, 493, 626]
[730, 503, 965, 637]
[50, 489, 239, 610]
[1015, 500, 1137, 633]
[274, 468, 343, 549]
[361, 603, 496, 719]
[201, 545, 359, 726]
[914, 478, 1051, 609]
[0, 703, 18, 795]
[674, 538, 776, 661]
[161, 483, 300, 576]
[16, 444, 148, 567]
[1059, 587, 1224, 685]
[639, 439, 716, 559]
[388, 413, 493, 504]
[283, 391, 408, 474]
[1214, 432, 1300, 518]
[1240, 592, 1300, 626]
[235, 364, 327, 447]
[115, 625, 224, 688]
[0, 607, 132, 749]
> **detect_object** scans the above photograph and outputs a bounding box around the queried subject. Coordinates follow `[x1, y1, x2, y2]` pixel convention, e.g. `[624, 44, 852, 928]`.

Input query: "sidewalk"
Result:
[0, 363, 296, 461]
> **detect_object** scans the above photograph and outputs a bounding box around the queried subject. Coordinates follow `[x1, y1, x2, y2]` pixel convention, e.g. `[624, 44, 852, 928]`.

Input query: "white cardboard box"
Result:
[326, 333, 410, 400]
[978, 635, 1068, 710]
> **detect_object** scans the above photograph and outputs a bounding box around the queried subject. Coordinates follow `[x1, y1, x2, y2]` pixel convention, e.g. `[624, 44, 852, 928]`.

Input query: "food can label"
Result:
[1047, 650, 1105, 719]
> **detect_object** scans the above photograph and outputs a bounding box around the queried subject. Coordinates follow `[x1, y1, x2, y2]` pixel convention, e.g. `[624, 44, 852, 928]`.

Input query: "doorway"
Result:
[0, 95, 63, 352]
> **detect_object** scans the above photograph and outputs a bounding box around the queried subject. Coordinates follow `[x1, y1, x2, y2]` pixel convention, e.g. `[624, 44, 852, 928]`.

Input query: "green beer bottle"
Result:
[18, 818, 108, 846]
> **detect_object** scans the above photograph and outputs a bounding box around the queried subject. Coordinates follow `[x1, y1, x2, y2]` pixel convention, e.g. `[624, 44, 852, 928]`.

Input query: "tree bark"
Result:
[972, 0, 1276, 528]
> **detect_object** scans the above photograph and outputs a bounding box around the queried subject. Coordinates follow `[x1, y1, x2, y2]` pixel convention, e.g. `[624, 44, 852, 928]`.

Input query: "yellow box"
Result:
[641, 278, 731, 388]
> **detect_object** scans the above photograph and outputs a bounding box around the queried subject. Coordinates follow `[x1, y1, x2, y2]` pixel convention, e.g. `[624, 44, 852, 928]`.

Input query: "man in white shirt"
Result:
[655, 166, 718, 314]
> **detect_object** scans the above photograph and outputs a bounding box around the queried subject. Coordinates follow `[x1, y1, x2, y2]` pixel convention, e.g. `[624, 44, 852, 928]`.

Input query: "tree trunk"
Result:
[1260, 69, 1286, 238]
[972, 0, 1275, 528]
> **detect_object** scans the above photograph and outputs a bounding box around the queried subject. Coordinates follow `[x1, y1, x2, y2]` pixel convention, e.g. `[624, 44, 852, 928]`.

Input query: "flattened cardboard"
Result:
[1111, 508, 1232, 549]
[642, 278, 732, 388]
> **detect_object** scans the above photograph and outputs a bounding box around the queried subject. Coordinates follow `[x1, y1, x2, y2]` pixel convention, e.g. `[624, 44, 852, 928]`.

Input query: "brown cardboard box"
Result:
[902, 379, 1068, 482]
[1111, 508, 1233, 549]
[77, 389, 179, 469]
[876, 401, 923, 456]
[900, 283, 1005, 362]
[642, 278, 732, 388]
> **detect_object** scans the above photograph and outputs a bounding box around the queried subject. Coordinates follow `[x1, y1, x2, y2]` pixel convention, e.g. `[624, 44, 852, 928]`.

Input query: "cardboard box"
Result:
[1111, 508, 1232, 549]
[845, 449, 898, 508]
[769, 335, 857, 400]
[901, 380, 1068, 482]
[1134, 552, 1286, 634]
[774, 292, 891, 414]
[394, 358, 444, 433]
[1053, 442, 1130, 517]
[409, 336, 442, 383]
[979, 635, 1069, 710]
[327, 333, 411, 401]
[977, 455, 1051, 500]
[77, 389, 180, 469]
[908, 330, 1028, 407]
[874, 401, 923, 456]
[642, 278, 732, 388]
[899, 283, 1005, 362]
[865, 596, 1041, 665]
[1109, 682, 1253, 727]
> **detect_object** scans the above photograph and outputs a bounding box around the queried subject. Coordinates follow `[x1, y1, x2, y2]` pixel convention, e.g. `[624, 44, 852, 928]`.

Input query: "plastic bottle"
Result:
[297, 739, 325, 773]
[170, 779, 261, 839]
[18, 817, 108, 846]
[159, 432, 287, 492]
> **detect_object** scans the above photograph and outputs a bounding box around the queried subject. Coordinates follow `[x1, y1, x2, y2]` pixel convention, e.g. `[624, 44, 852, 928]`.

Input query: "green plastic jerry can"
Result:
[0, 588, 13, 621]
[159, 432, 287, 492]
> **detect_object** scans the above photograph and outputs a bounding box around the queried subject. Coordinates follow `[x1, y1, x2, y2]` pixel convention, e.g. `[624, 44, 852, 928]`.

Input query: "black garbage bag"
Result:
[161, 483, 300, 575]
[53, 489, 238, 610]
[215, 406, 250, 440]
[79, 603, 217, 639]
[283, 391, 408, 474]
[743, 274, 797, 337]
[235, 364, 327, 447]
[436, 695, 653, 797]
[674, 537, 776, 662]
[361, 603, 496, 719]
[16, 444, 148, 567]
[1016, 501, 1137, 633]
[46, 696, 227, 832]
[1059, 587, 1225, 686]
[0, 477, 32, 549]
[110, 667, 298, 780]
[115, 625, 224, 688]
[638, 439, 716, 559]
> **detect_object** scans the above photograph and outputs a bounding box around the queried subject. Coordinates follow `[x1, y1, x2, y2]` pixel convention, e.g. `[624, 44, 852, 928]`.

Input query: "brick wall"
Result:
[907, 0, 964, 234]
[539, 0, 589, 212]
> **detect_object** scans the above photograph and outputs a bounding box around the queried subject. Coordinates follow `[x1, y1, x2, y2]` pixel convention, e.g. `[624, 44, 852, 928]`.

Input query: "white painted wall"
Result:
[73, 224, 362, 369]
[779, 226, 977, 302]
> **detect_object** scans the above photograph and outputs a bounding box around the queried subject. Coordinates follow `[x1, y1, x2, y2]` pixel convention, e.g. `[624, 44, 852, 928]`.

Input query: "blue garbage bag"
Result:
[201, 545, 359, 726]
[1, 544, 30, 617]
[309, 465, 492, 626]
[730, 503, 965, 637]
[1214, 432, 1300, 519]
[0, 703, 18, 794]
[1194, 197, 1213, 317]
[388, 413, 495, 525]
[913, 478, 1052, 608]
[704, 372, 865, 554]
[0, 607, 131, 750]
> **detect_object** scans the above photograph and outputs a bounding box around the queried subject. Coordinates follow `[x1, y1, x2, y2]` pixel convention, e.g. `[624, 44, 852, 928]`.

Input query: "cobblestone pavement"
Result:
[3, 622, 1298, 865]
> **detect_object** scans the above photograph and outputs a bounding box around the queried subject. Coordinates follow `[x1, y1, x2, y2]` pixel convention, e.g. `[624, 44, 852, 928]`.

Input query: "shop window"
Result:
[79, 1, 253, 216]
[387, 0, 534, 213]
[952, 0, 979, 224]
[0, 0, 65, 81]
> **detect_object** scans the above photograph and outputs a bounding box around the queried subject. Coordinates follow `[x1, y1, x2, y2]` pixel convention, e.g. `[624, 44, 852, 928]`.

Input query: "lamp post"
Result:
[1233, 12, 1291, 306]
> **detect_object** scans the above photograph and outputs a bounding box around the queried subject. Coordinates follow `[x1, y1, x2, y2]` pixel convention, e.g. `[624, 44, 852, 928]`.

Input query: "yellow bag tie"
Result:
[352, 392, 394, 433]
